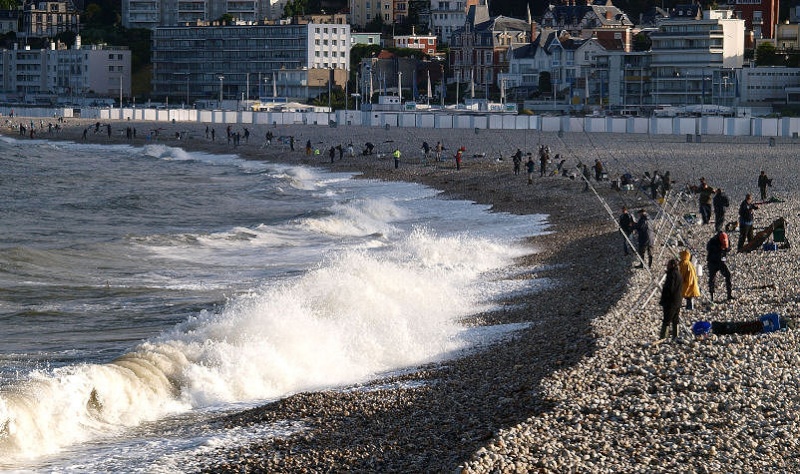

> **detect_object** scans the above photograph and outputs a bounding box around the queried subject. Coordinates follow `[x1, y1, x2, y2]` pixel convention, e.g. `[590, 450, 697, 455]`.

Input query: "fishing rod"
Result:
[563, 124, 699, 339]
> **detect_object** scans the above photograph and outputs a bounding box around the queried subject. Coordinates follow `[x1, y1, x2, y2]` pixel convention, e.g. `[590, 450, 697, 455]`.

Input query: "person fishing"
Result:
[634, 209, 654, 268]
[659, 258, 683, 340]
[707, 230, 733, 303]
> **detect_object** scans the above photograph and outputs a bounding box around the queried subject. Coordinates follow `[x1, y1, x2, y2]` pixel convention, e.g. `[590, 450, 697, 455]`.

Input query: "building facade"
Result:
[539, 0, 633, 39]
[649, 8, 744, 107]
[723, 0, 779, 39]
[21, 0, 80, 39]
[151, 22, 350, 104]
[0, 10, 20, 35]
[450, 1, 532, 94]
[0, 38, 130, 103]
[428, 0, 477, 46]
[739, 66, 800, 104]
[123, 0, 289, 29]
[392, 30, 437, 54]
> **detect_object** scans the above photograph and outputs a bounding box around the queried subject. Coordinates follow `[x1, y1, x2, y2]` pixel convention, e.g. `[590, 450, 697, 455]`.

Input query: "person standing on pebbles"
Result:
[659, 258, 684, 339]
[678, 249, 701, 310]
[707, 230, 733, 303]
[525, 154, 535, 184]
[634, 209, 654, 268]
[697, 177, 715, 225]
[393, 147, 401, 169]
[737, 193, 759, 251]
[512, 148, 523, 175]
[713, 188, 730, 233]
[618, 206, 636, 256]
[758, 170, 772, 200]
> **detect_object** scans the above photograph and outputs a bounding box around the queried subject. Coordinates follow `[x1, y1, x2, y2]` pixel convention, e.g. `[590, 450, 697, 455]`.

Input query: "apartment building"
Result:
[21, 0, 80, 39]
[0, 37, 130, 102]
[123, 0, 288, 29]
[151, 22, 350, 103]
[649, 7, 744, 107]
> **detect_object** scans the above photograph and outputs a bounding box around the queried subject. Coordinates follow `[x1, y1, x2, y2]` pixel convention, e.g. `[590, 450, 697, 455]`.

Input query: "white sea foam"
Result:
[0, 217, 536, 464]
[0, 140, 548, 468]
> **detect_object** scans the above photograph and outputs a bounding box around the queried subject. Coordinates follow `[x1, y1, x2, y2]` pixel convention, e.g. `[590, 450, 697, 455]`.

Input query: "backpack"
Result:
[719, 231, 729, 250]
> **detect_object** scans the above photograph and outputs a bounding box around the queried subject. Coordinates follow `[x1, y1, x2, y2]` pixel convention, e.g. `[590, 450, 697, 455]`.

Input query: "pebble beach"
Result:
[8, 117, 800, 472]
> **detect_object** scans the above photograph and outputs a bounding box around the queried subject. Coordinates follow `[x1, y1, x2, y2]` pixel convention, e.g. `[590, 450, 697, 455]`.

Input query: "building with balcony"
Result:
[21, 0, 80, 39]
[0, 10, 20, 35]
[649, 7, 744, 108]
[392, 28, 437, 54]
[429, 0, 478, 45]
[775, 21, 800, 51]
[349, 0, 396, 29]
[0, 37, 130, 103]
[722, 0, 779, 39]
[450, 0, 532, 96]
[123, 0, 289, 29]
[151, 22, 350, 104]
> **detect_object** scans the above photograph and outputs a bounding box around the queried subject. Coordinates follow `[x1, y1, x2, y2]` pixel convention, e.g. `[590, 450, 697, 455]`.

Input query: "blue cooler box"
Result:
[761, 313, 781, 332]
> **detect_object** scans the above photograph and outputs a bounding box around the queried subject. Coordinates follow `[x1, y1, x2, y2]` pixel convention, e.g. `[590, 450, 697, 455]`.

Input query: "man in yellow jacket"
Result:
[393, 148, 401, 169]
[679, 249, 701, 310]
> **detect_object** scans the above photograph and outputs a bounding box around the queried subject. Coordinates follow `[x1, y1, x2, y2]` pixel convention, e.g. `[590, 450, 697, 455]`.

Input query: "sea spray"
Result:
[0, 224, 532, 462]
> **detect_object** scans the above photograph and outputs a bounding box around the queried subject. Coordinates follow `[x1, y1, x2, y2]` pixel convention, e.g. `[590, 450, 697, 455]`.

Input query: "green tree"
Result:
[83, 0, 121, 27]
[350, 44, 382, 71]
[282, 0, 308, 18]
[365, 14, 384, 33]
[756, 42, 784, 66]
[632, 32, 651, 52]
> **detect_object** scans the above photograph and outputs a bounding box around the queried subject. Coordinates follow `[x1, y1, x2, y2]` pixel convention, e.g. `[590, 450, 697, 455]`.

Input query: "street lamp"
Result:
[217, 74, 225, 108]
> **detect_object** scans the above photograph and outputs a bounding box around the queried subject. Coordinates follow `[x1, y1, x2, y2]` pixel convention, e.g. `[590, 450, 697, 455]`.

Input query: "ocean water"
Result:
[0, 136, 549, 472]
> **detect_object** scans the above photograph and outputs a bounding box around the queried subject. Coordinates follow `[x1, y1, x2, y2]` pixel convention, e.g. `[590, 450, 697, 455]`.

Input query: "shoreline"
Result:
[7, 118, 800, 471]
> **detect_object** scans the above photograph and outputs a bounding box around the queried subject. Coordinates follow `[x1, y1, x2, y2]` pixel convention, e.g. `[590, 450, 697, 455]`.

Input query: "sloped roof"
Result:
[510, 43, 536, 59]
[671, 4, 701, 19]
[595, 36, 626, 51]
[474, 15, 531, 33]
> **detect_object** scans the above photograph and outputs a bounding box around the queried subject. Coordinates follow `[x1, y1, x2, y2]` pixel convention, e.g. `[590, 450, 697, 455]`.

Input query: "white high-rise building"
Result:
[650, 8, 744, 107]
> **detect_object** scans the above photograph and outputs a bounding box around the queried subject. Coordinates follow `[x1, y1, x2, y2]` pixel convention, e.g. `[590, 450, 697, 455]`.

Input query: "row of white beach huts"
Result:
[6, 106, 800, 138]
